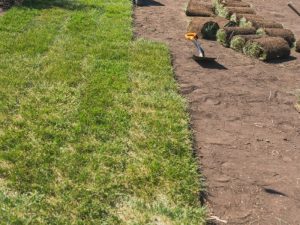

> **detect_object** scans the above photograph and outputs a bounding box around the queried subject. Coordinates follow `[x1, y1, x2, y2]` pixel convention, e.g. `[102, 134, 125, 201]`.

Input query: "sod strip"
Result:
[296, 39, 300, 52]
[257, 28, 296, 47]
[186, 0, 214, 17]
[217, 26, 256, 47]
[124, 40, 206, 224]
[0, 0, 205, 223]
[230, 34, 262, 52]
[243, 37, 290, 61]
[187, 17, 234, 40]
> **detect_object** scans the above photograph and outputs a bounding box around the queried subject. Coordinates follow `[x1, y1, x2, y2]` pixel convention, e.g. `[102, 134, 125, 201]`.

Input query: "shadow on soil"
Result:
[266, 56, 297, 64]
[136, 0, 165, 7]
[194, 59, 228, 70]
[22, 0, 103, 11]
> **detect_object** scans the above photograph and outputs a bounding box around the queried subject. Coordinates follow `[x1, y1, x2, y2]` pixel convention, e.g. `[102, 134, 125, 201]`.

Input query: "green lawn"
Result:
[0, 0, 206, 223]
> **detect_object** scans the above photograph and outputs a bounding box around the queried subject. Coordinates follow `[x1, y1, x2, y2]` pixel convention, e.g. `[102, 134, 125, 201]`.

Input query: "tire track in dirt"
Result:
[134, 0, 300, 224]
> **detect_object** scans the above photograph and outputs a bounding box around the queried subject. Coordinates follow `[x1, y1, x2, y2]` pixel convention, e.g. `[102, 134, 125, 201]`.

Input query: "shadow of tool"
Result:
[193, 58, 228, 70]
[266, 56, 297, 64]
[135, 0, 165, 6]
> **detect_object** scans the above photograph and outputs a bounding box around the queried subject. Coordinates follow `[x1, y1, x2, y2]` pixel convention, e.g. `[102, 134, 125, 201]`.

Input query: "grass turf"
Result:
[0, 0, 206, 224]
[216, 28, 228, 46]
[230, 36, 246, 52]
[243, 41, 265, 60]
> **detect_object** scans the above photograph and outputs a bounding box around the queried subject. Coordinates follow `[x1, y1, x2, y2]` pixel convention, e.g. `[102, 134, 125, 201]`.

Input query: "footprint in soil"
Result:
[203, 97, 221, 106]
[181, 85, 199, 95]
[191, 95, 221, 106]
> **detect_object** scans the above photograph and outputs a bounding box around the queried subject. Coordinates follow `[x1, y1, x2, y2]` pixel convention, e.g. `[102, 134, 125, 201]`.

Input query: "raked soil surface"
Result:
[134, 0, 300, 224]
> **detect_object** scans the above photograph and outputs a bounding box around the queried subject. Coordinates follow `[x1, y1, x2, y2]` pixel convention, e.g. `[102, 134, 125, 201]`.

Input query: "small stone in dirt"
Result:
[215, 176, 231, 183]
[283, 156, 292, 162]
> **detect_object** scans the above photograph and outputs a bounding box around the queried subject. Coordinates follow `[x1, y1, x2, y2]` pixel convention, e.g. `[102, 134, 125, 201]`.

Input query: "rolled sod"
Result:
[296, 40, 300, 53]
[257, 28, 295, 47]
[221, 7, 256, 18]
[230, 34, 262, 52]
[186, 0, 214, 17]
[231, 13, 264, 23]
[222, 0, 251, 8]
[217, 27, 256, 47]
[187, 17, 235, 39]
[239, 16, 283, 29]
[243, 37, 290, 61]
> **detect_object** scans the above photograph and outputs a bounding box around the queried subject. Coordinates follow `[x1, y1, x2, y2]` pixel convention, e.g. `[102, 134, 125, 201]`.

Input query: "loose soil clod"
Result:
[244, 37, 291, 61]
[230, 34, 262, 52]
[186, 0, 214, 17]
[257, 28, 296, 47]
[217, 26, 256, 47]
[187, 17, 234, 40]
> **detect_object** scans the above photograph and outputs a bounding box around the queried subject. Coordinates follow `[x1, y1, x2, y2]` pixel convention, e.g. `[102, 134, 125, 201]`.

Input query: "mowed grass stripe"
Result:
[113, 40, 206, 224]
[0, 1, 133, 223]
[0, 0, 206, 224]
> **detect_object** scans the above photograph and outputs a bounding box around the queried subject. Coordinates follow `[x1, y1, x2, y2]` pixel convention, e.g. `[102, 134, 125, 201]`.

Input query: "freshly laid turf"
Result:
[0, 0, 206, 224]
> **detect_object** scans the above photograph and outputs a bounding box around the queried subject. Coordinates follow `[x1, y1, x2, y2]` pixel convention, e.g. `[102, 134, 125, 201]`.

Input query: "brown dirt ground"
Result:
[134, 0, 300, 224]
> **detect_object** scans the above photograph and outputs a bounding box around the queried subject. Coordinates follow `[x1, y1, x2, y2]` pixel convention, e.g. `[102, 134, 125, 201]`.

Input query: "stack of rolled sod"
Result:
[217, 26, 256, 47]
[296, 40, 300, 53]
[230, 34, 262, 52]
[257, 28, 296, 47]
[186, 0, 214, 17]
[187, 17, 235, 40]
[244, 37, 290, 61]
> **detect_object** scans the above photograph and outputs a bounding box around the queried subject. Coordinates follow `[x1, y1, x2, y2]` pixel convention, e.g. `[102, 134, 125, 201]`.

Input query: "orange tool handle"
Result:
[185, 32, 198, 41]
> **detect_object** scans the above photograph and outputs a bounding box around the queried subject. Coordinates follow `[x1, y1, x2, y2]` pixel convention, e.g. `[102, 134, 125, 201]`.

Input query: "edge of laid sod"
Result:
[120, 39, 207, 224]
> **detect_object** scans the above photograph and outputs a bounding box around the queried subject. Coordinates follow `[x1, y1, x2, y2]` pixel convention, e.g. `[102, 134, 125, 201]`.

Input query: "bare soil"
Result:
[134, 0, 300, 224]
